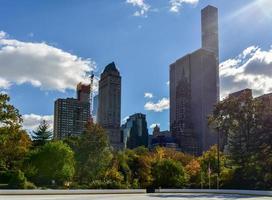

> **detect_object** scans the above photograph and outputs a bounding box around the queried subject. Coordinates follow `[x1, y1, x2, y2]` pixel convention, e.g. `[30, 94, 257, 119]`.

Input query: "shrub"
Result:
[8, 170, 27, 189]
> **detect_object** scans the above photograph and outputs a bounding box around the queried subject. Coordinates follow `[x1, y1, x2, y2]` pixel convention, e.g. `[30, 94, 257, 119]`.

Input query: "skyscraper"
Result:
[121, 113, 149, 149]
[54, 83, 90, 139]
[92, 94, 99, 123]
[170, 5, 219, 155]
[97, 62, 122, 149]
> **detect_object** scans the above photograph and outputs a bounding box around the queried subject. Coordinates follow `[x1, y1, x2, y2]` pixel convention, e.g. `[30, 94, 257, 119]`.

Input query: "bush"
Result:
[8, 170, 27, 189]
[24, 181, 37, 189]
[89, 180, 127, 189]
[152, 159, 187, 188]
[0, 171, 13, 184]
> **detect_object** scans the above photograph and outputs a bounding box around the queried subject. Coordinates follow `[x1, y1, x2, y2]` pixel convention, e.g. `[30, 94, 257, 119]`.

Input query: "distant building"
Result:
[121, 113, 149, 149]
[150, 125, 179, 150]
[97, 62, 122, 149]
[54, 83, 90, 139]
[92, 94, 99, 123]
[229, 88, 253, 98]
[170, 5, 219, 155]
[256, 93, 272, 108]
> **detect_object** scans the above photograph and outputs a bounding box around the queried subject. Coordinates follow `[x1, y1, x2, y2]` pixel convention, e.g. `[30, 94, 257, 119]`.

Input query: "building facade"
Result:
[97, 62, 122, 149]
[170, 5, 219, 155]
[54, 83, 90, 139]
[121, 113, 149, 149]
[229, 88, 253, 98]
[257, 93, 272, 108]
[92, 94, 99, 123]
[150, 125, 179, 150]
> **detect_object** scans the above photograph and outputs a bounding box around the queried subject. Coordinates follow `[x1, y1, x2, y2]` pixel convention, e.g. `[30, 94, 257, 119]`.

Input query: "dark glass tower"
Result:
[121, 113, 149, 149]
[170, 5, 219, 155]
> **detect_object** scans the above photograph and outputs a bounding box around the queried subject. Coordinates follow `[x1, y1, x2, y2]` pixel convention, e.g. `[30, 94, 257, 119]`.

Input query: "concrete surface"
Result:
[156, 189, 272, 197]
[0, 193, 271, 200]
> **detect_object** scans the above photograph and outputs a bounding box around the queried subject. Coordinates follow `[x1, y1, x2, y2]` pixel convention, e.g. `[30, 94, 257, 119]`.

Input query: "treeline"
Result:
[0, 93, 272, 190]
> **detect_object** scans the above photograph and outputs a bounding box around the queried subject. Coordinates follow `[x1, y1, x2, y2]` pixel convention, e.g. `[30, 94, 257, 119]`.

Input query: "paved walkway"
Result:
[0, 193, 271, 200]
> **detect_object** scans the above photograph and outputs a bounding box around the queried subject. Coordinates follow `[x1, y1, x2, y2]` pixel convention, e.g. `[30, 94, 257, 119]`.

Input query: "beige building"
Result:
[97, 62, 122, 149]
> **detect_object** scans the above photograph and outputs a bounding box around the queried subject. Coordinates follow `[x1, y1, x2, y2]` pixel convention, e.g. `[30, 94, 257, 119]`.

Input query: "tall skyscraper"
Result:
[92, 94, 99, 123]
[54, 83, 90, 139]
[97, 62, 122, 149]
[202, 5, 220, 100]
[121, 113, 149, 149]
[170, 5, 219, 155]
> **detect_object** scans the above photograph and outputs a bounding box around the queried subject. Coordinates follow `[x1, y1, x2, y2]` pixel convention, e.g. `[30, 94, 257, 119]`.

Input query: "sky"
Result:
[0, 0, 272, 133]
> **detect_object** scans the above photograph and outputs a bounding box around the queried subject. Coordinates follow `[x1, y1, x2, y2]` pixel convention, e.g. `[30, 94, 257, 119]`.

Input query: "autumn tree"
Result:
[0, 94, 31, 171]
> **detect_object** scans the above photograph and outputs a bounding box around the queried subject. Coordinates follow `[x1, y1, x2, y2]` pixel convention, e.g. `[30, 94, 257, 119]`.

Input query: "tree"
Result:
[75, 123, 112, 184]
[0, 94, 31, 171]
[27, 141, 75, 186]
[254, 98, 272, 189]
[199, 145, 233, 189]
[152, 158, 187, 188]
[185, 159, 201, 188]
[208, 92, 272, 189]
[0, 94, 22, 127]
[31, 120, 52, 146]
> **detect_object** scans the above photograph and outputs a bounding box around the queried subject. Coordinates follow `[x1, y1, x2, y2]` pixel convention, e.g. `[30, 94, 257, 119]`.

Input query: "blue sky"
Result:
[0, 0, 272, 133]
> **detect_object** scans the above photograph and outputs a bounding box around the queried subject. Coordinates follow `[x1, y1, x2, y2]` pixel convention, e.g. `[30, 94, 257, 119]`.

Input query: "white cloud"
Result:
[144, 97, 169, 112]
[220, 45, 272, 98]
[166, 81, 170, 85]
[150, 123, 160, 129]
[144, 92, 153, 98]
[0, 78, 11, 89]
[126, 0, 150, 17]
[0, 31, 6, 38]
[0, 31, 96, 92]
[22, 114, 53, 132]
[169, 0, 199, 13]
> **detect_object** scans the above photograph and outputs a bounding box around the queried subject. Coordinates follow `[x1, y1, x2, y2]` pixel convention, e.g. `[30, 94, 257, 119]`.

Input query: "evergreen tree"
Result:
[32, 120, 52, 146]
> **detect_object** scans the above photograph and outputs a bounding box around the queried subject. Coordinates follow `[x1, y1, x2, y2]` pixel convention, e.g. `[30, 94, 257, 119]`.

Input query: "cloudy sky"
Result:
[0, 0, 272, 133]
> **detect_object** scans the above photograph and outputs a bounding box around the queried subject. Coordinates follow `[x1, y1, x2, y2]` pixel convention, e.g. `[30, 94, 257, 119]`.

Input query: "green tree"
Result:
[152, 158, 187, 188]
[27, 141, 75, 186]
[75, 123, 112, 184]
[255, 99, 272, 189]
[208, 92, 270, 189]
[199, 145, 233, 189]
[32, 120, 52, 146]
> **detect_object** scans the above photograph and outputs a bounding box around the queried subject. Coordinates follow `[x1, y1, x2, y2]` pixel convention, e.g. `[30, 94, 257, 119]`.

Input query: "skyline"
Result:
[0, 0, 272, 133]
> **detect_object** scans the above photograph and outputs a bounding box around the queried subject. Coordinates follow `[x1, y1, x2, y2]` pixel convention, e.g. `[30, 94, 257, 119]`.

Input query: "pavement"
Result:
[0, 193, 271, 200]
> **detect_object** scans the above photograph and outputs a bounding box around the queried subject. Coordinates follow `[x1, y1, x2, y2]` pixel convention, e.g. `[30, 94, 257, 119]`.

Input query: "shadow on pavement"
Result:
[148, 193, 260, 199]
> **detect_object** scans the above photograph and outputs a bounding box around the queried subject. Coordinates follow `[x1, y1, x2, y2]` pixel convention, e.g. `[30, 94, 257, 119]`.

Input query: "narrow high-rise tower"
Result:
[201, 5, 219, 61]
[170, 5, 219, 155]
[97, 62, 122, 149]
[202, 5, 219, 100]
